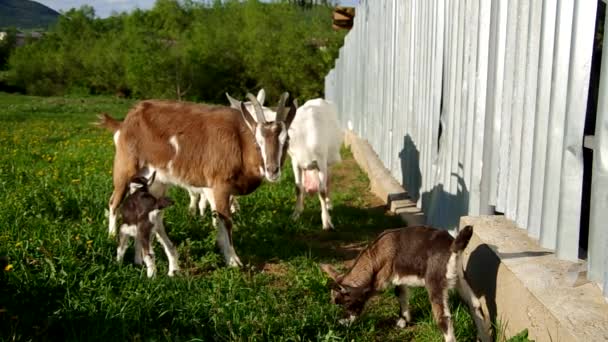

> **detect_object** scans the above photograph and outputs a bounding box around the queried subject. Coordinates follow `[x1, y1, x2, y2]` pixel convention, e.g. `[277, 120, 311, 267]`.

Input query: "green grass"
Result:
[0, 93, 531, 341]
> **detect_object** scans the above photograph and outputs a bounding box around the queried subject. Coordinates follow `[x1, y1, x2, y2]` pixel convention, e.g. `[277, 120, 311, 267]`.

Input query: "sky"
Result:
[36, 0, 360, 19]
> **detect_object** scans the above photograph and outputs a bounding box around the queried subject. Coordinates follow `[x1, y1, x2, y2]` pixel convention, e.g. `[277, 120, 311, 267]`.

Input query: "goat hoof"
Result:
[338, 315, 356, 326]
[290, 211, 302, 221]
[188, 207, 197, 216]
[322, 223, 335, 231]
[227, 256, 243, 268]
[230, 204, 239, 214]
[396, 318, 408, 329]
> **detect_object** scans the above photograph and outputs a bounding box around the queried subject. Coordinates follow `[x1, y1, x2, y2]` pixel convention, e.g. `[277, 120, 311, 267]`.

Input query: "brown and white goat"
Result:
[185, 89, 268, 217]
[320, 225, 491, 342]
[116, 171, 178, 277]
[98, 93, 297, 267]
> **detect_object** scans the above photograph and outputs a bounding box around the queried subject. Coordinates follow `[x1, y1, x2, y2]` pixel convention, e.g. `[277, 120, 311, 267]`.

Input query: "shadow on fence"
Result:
[398, 134, 470, 229]
[399, 135, 422, 202]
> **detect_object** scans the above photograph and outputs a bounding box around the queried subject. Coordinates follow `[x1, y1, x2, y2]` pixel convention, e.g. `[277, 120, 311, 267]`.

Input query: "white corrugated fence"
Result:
[324, 0, 608, 296]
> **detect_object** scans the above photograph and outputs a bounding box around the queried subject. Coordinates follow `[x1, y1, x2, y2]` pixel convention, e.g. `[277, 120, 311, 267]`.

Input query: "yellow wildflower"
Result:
[4, 264, 13, 271]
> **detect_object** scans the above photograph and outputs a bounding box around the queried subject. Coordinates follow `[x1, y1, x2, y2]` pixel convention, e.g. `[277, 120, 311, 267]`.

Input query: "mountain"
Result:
[0, 0, 60, 29]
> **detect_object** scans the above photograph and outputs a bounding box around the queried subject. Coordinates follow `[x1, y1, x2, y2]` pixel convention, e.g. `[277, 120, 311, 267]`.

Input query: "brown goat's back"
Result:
[119, 100, 255, 189]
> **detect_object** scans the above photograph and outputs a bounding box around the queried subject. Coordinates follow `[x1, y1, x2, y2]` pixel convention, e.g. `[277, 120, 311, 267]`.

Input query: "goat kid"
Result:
[185, 89, 268, 217]
[320, 225, 491, 342]
[116, 171, 179, 278]
[98, 93, 297, 267]
[226, 92, 343, 230]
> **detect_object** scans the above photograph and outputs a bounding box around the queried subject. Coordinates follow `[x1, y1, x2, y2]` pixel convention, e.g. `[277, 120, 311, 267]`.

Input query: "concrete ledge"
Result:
[461, 216, 608, 342]
[343, 130, 425, 226]
[342, 129, 608, 342]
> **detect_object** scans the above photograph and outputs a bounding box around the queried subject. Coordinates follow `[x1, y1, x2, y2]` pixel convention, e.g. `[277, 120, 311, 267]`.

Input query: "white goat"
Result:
[288, 99, 343, 230]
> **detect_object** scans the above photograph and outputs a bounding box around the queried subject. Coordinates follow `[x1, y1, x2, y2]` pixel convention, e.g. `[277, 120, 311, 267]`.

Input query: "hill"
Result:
[0, 0, 60, 29]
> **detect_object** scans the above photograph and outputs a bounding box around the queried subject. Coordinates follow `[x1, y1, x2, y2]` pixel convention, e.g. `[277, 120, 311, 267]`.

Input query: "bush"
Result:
[6, 0, 345, 103]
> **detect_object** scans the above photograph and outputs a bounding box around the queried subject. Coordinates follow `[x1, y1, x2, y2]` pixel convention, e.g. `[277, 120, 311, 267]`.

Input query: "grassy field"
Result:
[0, 93, 529, 341]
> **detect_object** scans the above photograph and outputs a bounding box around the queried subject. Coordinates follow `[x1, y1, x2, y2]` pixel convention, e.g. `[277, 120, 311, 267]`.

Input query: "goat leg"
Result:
[291, 161, 305, 221]
[457, 275, 492, 342]
[139, 222, 156, 278]
[317, 167, 334, 230]
[395, 285, 411, 328]
[430, 289, 455, 342]
[213, 188, 242, 267]
[116, 224, 131, 262]
[188, 190, 200, 216]
[153, 212, 180, 276]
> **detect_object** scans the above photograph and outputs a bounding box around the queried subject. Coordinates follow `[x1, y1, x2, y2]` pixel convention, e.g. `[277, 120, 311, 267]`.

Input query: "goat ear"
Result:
[256, 88, 266, 105]
[340, 284, 359, 295]
[284, 99, 298, 128]
[359, 285, 372, 296]
[129, 181, 144, 194]
[240, 102, 257, 133]
[226, 92, 242, 109]
[147, 171, 156, 187]
[320, 263, 341, 282]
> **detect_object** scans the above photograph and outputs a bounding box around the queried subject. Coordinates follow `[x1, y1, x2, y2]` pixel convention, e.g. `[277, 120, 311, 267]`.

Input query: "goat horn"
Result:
[246, 93, 266, 124]
[225, 92, 241, 109]
[275, 92, 289, 122]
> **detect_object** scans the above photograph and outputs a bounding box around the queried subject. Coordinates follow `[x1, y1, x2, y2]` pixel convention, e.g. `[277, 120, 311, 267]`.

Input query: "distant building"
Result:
[0, 31, 43, 46]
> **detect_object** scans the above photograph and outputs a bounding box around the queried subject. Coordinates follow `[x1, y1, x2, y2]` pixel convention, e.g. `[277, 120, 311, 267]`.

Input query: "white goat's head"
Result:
[229, 91, 297, 182]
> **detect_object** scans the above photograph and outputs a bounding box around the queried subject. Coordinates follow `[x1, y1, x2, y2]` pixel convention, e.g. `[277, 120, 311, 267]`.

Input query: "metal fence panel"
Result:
[540, 0, 574, 250]
[496, 0, 518, 214]
[506, 0, 528, 221]
[516, 0, 543, 229]
[529, 0, 558, 240]
[471, 0, 491, 216]
[487, 0, 508, 208]
[588, 3, 608, 292]
[556, 0, 597, 261]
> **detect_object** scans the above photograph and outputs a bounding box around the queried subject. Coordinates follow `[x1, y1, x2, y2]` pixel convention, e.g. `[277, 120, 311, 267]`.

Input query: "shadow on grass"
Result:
[0, 280, 67, 341]
[234, 203, 405, 267]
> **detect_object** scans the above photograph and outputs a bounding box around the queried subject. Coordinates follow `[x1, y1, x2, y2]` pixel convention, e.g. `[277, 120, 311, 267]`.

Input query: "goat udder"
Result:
[303, 170, 319, 194]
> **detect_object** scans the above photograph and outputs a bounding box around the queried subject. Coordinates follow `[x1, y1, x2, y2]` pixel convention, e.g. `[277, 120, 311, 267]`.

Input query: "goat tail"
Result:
[451, 225, 473, 253]
[95, 112, 122, 132]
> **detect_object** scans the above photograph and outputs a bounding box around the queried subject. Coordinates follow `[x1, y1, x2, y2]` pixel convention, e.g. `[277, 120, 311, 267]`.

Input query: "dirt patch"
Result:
[330, 154, 386, 208]
[256, 261, 291, 289]
[260, 262, 289, 276]
[295, 148, 404, 264]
